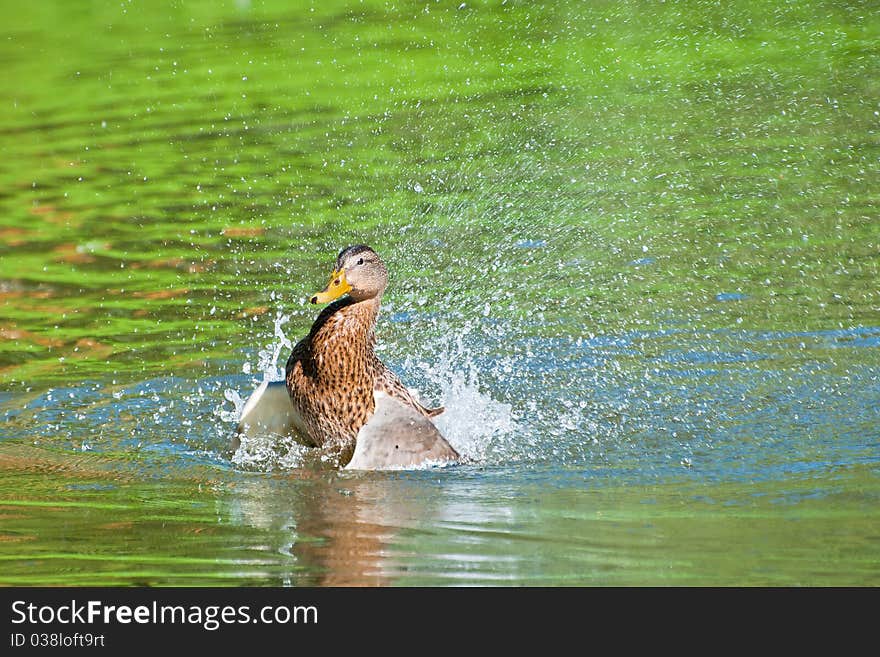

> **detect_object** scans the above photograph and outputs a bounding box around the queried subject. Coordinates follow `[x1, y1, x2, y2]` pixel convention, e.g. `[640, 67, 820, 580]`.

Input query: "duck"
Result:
[234, 245, 460, 470]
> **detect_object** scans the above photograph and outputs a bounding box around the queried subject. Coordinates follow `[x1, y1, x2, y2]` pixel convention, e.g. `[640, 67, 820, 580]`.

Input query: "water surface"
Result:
[1, 0, 878, 585]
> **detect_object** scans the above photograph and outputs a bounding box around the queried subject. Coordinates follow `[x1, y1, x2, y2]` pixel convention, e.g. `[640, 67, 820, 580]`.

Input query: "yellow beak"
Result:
[310, 269, 351, 304]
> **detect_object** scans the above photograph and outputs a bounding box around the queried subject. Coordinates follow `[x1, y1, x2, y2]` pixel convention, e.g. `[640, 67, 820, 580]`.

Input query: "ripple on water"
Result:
[2, 321, 878, 486]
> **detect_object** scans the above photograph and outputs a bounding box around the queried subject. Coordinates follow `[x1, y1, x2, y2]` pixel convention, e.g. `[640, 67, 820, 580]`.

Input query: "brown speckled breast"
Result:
[285, 296, 442, 466]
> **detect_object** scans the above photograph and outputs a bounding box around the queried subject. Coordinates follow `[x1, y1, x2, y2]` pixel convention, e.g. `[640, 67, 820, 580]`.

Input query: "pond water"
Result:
[1, 1, 878, 585]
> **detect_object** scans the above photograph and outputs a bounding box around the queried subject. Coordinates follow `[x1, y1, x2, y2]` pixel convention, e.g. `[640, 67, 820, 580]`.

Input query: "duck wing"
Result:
[346, 391, 459, 470]
[232, 380, 308, 452]
[374, 361, 445, 418]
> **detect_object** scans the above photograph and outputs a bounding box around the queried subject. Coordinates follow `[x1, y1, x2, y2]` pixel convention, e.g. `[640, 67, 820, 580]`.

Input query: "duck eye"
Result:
[356, 258, 364, 266]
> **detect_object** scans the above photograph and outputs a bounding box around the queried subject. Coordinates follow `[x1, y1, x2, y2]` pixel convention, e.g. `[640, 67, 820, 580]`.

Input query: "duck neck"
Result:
[313, 295, 381, 356]
[349, 296, 381, 335]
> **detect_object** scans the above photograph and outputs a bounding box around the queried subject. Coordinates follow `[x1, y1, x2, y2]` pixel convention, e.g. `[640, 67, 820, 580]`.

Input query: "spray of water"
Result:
[398, 327, 521, 464]
[225, 307, 521, 471]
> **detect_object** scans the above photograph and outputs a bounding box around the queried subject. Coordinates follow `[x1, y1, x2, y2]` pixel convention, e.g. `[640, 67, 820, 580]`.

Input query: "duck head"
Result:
[310, 245, 389, 304]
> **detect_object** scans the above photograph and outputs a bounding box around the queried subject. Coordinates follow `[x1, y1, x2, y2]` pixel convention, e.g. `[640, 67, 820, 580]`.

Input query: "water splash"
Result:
[432, 371, 517, 464]
[221, 307, 521, 471]
[399, 326, 521, 464]
[255, 312, 292, 381]
[231, 431, 309, 471]
[218, 388, 246, 424]
[223, 312, 311, 470]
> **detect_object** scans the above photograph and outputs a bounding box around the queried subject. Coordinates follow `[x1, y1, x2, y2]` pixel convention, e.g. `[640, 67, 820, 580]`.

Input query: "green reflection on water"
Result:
[1, 0, 878, 585]
[1, 452, 878, 586]
[2, 0, 877, 387]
